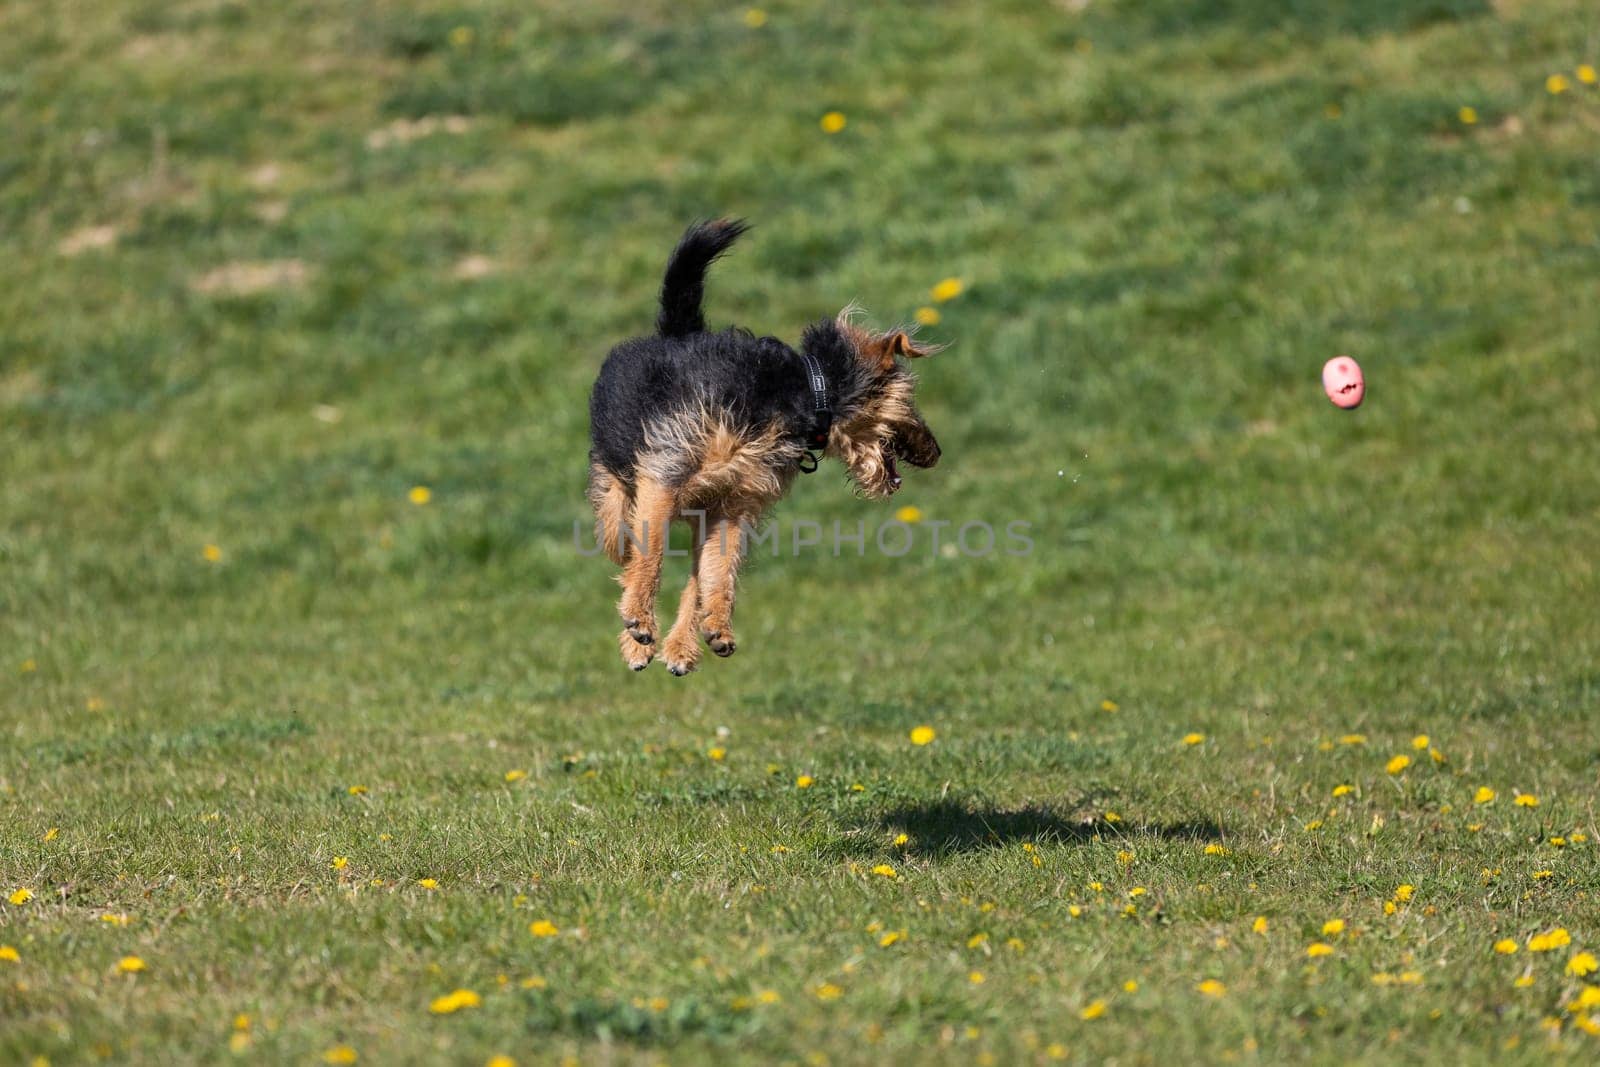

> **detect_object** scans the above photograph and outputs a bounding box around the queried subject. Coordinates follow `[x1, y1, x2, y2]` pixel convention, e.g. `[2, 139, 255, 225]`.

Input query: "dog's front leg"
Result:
[616, 475, 676, 667]
[660, 526, 704, 676]
[698, 511, 748, 658]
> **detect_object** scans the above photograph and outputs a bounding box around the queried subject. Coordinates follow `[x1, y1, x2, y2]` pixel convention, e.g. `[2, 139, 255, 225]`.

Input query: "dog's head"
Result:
[822, 312, 943, 499]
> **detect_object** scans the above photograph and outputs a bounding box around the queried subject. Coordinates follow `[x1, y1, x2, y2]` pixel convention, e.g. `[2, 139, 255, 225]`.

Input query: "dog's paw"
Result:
[702, 624, 738, 658]
[619, 628, 654, 671]
[620, 610, 657, 646]
[661, 620, 702, 676]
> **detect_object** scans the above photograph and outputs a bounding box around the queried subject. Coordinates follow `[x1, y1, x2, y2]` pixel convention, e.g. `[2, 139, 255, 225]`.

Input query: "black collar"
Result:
[797, 349, 833, 451]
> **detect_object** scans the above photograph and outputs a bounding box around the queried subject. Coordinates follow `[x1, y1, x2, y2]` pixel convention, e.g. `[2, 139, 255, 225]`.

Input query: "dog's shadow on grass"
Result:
[850, 799, 1223, 858]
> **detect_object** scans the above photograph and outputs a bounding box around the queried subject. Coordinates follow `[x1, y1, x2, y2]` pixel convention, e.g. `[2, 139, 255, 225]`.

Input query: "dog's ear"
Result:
[864, 331, 941, 369]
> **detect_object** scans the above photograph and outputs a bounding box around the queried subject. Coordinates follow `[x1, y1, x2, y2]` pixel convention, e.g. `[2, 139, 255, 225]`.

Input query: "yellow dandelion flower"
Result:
[1573, 832, 1589, 843]
[1204, 843, 1230, 856]
[1397, 971, 1423, 985]
[1394, 884, 1414, 902]
[529, 920, 559, 937]
[1459, 106, 1478, 124]
[20, 658, 37, 672]
[1528, 928, 1571, 952]
[202, 544, 223, 563]
[1322, 919, 1346, 936]
[756, 989, 781, 1004]
[1008, 937, 1026, 952]
[408, 486, 432, 505]
[486, 1057, 516, 1067]
[1384, 900, 1397, 916]
[347, 784, 368, 795]
[1068, 904, 1083, 917]
[1547, 74, 1571, 95]
[520, 976, 547, 989]
[870, 864, 897, 878]
[1340, 734, 1367, 745]
[1104, 811, 1122, 823]
[1429, 747, 1446, 764]
[968, 971, 986, 985]
[1514, 792, 1538, 808]
[1129, 887, 1147, 898]
[1570, 986, 1600, 1011]
[930, 277, 964, 303]
[1473, 786, 1495, 804]
[850, 782, 865, 792]
[504, 769, 528, 782]
[1080, 999, 1107, 1020]
[879, 930, 903, 947]
[117, 956, 147, 973]
[769, 845, 789, 854]
[1123, 979, 1138, 992]
[913, 307, 941, 327]
[417, 878, 438, 890]
[9, 888, 34, 906]
[322, 1046, 358, 1065]
[1568, 952, 1599, 977]
[1099, 699, 1120, 713]
[1532, 870, 1553, 880]
[0, 945, 19, 963]
[1514, 974, 1535, 988]
[1576, 1014, 1600, 1036]
[742, 8, 768, 28]
[815, 982, 844, 1000]
[229, 1032, 252, 1053]
[1304, 819, 1323, 831]
[331, 856, 348, 870]
[909, 725, 936, 745]
[893, 833, 910, 846]
[1411, 734, 1429, 750]
[1182, 732, 1205, 746]
[1307, 942, 1335, 958]
[1197, 979, 1227, 998]
[706, 747, 726, 761]
[795, 774, 815, 789]
[429, 989, 481, 1014]
[1578, 64, 1598, 85]
[1252, 916, 1268, 935]
[1385, 755, 1411, 775]
[819, 111, 847, 134]
[1551, 837, 1567, 847]
[967, 932, 988, 948]
[1331, 784, 1353, 797]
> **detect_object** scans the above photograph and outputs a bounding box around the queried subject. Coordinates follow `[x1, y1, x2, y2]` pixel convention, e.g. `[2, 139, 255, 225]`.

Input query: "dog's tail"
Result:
[657, 218, 749, 338]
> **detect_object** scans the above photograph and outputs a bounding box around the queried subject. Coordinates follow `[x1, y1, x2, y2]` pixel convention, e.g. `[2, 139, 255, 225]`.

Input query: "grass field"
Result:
[5, 0, 1600, 1063]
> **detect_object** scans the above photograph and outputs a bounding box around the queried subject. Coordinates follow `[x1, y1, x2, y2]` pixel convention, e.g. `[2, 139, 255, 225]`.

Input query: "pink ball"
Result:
[1322, 356, 1365, 409]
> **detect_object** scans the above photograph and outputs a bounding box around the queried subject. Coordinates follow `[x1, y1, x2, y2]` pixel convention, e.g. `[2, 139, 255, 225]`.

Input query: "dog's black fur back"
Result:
[590, 220, 870, 487]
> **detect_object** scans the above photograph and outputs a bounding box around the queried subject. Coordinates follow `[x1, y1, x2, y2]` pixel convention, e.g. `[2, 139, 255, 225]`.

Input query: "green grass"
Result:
[4, 0, 1600, 1063]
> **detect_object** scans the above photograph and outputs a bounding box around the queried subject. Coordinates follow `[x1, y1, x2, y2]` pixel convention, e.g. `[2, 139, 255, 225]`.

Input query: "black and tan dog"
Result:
[588, 219, 944, 674]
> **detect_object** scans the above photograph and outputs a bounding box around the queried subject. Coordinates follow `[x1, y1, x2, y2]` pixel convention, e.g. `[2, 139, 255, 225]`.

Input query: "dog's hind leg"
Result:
[698, 510, 748, 658]
[588, 462, 632, 565]
[660, 529, 704, 676]
[617, 474, 676, 658]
